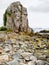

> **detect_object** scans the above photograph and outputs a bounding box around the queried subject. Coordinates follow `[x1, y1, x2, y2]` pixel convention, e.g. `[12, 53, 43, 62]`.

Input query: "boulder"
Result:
[4, 1, 31, 33]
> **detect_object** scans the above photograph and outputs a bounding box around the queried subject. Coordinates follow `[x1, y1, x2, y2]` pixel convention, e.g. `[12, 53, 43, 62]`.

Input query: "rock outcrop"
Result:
[4, 1, 32, 33]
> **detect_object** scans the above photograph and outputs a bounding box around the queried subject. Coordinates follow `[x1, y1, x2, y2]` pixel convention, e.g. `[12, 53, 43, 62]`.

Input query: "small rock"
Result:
[0, 54, 10, 61]
[7, 59, 19, 65]
[4, 46, 10, 53]
[21, 52, 32, 61]
[37, 55, 46, 60]
[45, 61, 49, 65]
[47, 58, 49, 62]
[0, 47, 4, 54]
[20, 62, 27, 65]
[28, 61, 36, 65]
[30, 56, 37, 62]
[36, 60, 45, 65]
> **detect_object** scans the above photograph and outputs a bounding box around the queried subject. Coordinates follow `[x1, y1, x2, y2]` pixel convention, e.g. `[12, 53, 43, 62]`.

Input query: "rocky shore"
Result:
[0, 1, 49, 65]
[0, 31, 49, 65]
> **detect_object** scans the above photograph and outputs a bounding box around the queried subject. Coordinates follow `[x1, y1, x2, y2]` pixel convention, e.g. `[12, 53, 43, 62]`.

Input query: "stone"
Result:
[20, 62, 27, 65]
[10, 39, 16, 43]
[21, 43, 27, 48]
[1, 62, 9, 65]
[0, 54, 10, 61]
[37, 55, 46, 60]
[30, 56, 37, 62]
[4, 45, 10, 53]
[4, 1, 30, 33]
[27, 27, 33, 35]
[47, 58, 49, 62]
[21, 52, 32, 61]
[36, 60, 45, 65]
[17, 49, 24, 54]
[45, 62, 49, 65]
[5, 40, 12, 44]
[7, 58, 20, 65]
[28, 61, 36, 65]
[0, 47, 4, 54]
[0, 38, 5, 42]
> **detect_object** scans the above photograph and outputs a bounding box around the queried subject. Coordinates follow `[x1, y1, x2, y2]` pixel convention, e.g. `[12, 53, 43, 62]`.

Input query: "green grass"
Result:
[0, 26, 12, 32]
[0, 26, 7, 31]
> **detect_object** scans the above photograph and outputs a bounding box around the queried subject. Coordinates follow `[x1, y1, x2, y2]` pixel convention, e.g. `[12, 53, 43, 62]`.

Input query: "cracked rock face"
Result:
[5, 1, 29, 32]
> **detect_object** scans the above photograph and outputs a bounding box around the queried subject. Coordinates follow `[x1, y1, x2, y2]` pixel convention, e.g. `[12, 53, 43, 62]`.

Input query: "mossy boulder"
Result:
[3, 1, 29, 33]
[3, 9, 11, 26]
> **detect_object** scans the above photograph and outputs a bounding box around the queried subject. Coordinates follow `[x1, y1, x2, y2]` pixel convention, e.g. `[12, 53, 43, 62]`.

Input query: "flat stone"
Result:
[47, 58, 49, 62]
[20, 62, 27, 65]
[28, 61, 36, 65]
[7, 58, 19, 65]
[30, 56, 37, 62]
[21, 52, 32, 61]
[36, 60, 45, 65]
[0, 54, 10, 61]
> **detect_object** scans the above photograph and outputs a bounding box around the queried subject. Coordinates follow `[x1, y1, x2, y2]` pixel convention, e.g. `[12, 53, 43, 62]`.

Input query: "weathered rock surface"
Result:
[4, 1, 32, 33]
[0, 32, 49, 65]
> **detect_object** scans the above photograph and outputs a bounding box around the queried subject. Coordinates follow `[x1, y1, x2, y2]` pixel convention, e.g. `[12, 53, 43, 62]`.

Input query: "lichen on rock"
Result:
[3, 1, 32, 33]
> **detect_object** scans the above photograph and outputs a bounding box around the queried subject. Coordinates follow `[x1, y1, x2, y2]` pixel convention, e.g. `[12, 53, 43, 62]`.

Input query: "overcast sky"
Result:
[0, 0, 49, 28]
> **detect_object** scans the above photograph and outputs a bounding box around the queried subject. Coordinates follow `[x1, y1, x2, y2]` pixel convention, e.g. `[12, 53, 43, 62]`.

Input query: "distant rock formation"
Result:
[40, 30, 49, 33]
[3, 1, 32, 33]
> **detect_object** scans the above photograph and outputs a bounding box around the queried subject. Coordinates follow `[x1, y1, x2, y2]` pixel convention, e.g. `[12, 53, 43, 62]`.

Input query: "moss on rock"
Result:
[3, 9, 11, 26]
[3, 10, 7, 26]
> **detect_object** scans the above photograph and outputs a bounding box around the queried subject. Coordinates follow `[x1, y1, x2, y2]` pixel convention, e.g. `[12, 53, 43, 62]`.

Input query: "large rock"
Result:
[4, 1, 31, 33]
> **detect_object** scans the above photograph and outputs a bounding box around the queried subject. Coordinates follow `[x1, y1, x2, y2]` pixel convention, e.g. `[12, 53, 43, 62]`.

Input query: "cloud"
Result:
[29, 0, 49, 12]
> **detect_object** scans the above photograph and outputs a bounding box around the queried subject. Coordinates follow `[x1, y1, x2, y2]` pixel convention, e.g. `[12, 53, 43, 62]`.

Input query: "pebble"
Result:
[36, 60, 45, 65]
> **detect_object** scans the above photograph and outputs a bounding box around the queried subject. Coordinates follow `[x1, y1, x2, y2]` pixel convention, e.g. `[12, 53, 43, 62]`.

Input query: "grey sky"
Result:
[29, 0, 49, 12]
[0, 0, 49, 28]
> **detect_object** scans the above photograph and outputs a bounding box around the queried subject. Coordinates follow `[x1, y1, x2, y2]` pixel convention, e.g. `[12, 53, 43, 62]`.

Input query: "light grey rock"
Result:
[21, 52, 32, 61]
[0, 54, 10, 61]
[20, 62, 27, 65]
[5, 1, 29, 32]
[45, 62, 49, 65]
[28, 61, 36, 65]
[47, 58, 49, 62]
[7, 59, 20, 65]
[5, 40, 12, 44]
[37, 55, 46, 60]
[4, 45, 10, 52]
[30, 56, 37, 62]
[21, 43, 27, 48]
[16, 49, 24, 54]
[2, 62, 8, 65]
[36, 60, 45, 65]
